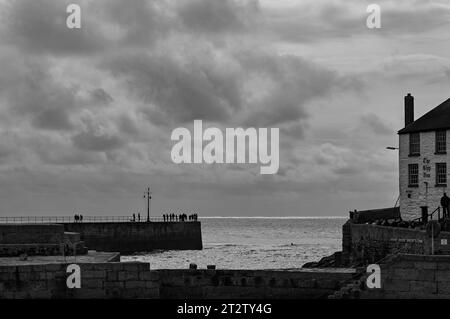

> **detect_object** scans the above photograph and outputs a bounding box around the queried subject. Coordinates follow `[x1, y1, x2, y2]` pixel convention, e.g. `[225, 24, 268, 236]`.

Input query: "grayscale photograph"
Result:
[0, 0, 449, 311]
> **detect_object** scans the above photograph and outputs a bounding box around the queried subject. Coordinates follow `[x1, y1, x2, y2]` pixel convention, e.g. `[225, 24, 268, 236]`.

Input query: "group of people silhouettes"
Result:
[131, 213, 142, 222]
[163, 213, 198, 222]
[73, 212, 198, 223]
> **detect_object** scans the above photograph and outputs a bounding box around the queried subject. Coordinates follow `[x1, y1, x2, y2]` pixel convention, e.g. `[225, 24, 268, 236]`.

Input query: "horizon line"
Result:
[199, 216, 347, 219]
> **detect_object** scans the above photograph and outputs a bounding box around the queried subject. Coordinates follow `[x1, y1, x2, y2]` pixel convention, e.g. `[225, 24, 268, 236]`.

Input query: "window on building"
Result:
[436, 130, 447, 154]
[409, 133, 420, 155]
[436, 163, 447, 186]
[408, 164, 419, 187]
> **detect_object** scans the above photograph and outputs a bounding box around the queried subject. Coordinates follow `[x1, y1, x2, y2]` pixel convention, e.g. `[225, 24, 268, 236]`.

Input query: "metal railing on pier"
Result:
[0, 216, 196, 224]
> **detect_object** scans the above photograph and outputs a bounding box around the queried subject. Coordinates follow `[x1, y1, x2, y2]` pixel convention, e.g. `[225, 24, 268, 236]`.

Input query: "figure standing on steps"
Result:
[441, 193, 450, 219]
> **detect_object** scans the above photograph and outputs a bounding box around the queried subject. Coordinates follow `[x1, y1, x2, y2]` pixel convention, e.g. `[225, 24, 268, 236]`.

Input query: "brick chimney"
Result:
[404, 93, 414, 127]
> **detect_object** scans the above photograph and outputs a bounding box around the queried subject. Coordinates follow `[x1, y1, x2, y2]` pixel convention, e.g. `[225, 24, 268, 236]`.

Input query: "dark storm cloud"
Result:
[379, 3, 450, 35]
[236, 52, 343, 127]
[3, 59, 77, 131]
[104, 48, 356, 130]
[104, 50, 242, 124]
[264, 0, 450, 43]
[89, 88, 114, 107]
[177, 0, 259, 33]
[0, 0, 428, 216]
[92, 0, 174, 47]
[32, 107, 74, 131]
[360, 113, 393, 136]
[72, 130, 125, 152]
[3, 0, 108, 55]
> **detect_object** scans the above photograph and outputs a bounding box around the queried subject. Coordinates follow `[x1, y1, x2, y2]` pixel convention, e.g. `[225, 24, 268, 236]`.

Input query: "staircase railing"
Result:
[411, 206, 441, 224]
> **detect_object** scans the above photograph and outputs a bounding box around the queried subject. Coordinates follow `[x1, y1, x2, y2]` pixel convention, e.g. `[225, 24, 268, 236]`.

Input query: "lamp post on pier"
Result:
[144, 188, 152, 222]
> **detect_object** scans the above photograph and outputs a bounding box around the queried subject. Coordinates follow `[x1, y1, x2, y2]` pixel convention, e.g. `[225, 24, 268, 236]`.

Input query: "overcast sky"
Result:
[0, 0, 449, 217]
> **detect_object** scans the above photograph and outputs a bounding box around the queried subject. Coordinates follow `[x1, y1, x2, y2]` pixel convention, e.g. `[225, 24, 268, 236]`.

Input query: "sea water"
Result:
[122, 217, 345, 269]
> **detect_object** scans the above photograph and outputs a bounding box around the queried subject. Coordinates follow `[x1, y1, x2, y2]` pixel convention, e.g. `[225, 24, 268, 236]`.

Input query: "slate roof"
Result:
[398, 98, 450, 134]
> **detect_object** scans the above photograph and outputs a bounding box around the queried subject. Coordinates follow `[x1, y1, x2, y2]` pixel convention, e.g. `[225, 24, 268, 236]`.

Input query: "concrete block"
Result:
[104, 281, 124, 289]
[437, 281, 450, 295]
[83, 270, 106, 279]
[409, 280, 437, 294]
[139, 271, 158, 281]
[125, 280, 147, 289]
[297, 279, 317, 289]
[393, 269, 435, 281]
[118, 271, 139, 281]
[437, 262, 450, 270]
[25, 290, 52, 299]
[121, 288, 147, 299]
[106, 271, 118, 281]
[105, 263, 124, 271]
[413, 261, 437, 270]
[436, 270, 450, 282]
[74, 289, 106, 299]
[82, 278, 104, 289]
[45, 263, 64, 272]
[143, 287, 160, 298]
[384, 279, 410, 292]
[145, 281, 159, 289]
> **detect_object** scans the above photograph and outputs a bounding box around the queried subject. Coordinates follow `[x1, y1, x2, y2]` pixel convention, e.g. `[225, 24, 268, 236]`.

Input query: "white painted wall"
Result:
[399, 131, 449, 220]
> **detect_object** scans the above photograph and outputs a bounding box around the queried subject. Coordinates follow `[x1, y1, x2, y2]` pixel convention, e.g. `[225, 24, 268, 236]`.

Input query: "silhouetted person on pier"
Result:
[138, 213, 140, 222]
[132, 213, 136, 222]
[74, 214, 79, 223]
[80, 214, 83, 222]
[441, 193, 450, 218]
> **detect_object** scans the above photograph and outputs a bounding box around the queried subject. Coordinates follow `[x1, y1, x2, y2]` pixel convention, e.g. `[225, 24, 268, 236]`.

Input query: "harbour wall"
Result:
[156, 269, 354, 299]
[357, 254, 450, 299]
[63, 222, 203, 253]
[0, 224, 86, 257]
[0, 263, 355, 299]
[342, 222, 450, 265]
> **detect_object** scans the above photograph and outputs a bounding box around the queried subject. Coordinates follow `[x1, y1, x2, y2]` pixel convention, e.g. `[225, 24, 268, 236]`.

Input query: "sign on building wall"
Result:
[423, 158, 431, 179]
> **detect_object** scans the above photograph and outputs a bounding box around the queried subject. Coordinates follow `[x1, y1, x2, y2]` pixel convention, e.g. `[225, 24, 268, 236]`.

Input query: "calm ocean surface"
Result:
[121, 217, 345, 269]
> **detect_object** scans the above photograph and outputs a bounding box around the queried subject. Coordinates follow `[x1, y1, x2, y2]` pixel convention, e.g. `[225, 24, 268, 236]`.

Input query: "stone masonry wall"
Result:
[0, 262, 159, 299]
[399, 131, 450, 220]
[0, 224, 64, 244]
[156, 269, 355, 299]
[360, 254, 450, 299]
[0, 263, 355, 299]
[343, 222, 450, 265]
[63, 222, 203, 253]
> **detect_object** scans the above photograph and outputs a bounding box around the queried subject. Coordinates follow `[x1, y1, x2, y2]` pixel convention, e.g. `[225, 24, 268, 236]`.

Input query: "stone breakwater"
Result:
[63, 221, 203, 253]
[0, 224, 87, 257]
[331, 254, 450, 299]
[0, 258, 356, 299]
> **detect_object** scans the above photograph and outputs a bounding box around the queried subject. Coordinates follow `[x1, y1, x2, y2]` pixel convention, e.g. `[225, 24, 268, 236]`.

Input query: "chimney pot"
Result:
[404, 94, 414, 127]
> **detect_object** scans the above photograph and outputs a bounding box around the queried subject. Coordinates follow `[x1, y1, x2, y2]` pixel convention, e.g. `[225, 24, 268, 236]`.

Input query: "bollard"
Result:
[189, 263, 197, 270]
